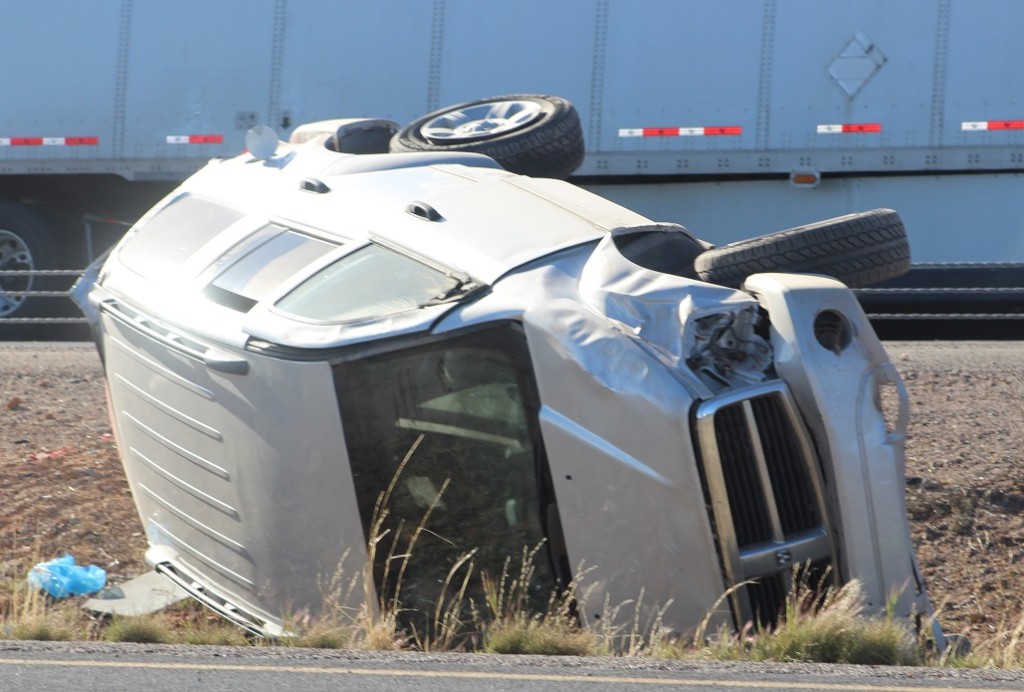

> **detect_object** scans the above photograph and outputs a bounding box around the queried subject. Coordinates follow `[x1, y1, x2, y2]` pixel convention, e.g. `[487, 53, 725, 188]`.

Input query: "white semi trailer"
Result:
[3, 0, 1022, 335]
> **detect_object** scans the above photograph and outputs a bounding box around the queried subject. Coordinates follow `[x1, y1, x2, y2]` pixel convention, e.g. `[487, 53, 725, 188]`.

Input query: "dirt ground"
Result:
[1, 340, 1022, 642]
[888, 341, 1024, 640]
[0, 344, 148, 593]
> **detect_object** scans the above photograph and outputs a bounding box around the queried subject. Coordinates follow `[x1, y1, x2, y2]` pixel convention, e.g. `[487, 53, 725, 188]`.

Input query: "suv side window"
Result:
[334, 324, 558, 624]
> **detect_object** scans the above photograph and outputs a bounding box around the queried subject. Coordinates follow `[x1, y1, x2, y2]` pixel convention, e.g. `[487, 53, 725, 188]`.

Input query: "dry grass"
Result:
[480, 550, 599, 656]
[167, 601, 252, 646]
[689, 581, 923, 666]
[941, 614, 1024, 669]
[1, 572, 250, 645]
[0, 440, 1019, 665]
[2, 582, 83, 642]
[0, 501, 981, 663]
[8, 554, 1024, 669]
[103, 614, 175, 644]
[483, 615, 598, 655]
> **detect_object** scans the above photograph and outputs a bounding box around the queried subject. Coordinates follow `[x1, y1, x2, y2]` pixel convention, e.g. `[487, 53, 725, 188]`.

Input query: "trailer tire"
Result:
[694, 209, 911, 289]
[390, 94, 585, 179]
[0, 202, 57, 334]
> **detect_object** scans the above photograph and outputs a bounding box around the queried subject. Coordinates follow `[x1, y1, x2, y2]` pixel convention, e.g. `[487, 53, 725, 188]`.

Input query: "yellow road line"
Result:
[0, 658, 1014, 691]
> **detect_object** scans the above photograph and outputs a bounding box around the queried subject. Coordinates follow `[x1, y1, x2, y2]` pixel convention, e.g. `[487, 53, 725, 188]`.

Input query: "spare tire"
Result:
[389, 94, 585, 179]
[694, 209, 911, 289]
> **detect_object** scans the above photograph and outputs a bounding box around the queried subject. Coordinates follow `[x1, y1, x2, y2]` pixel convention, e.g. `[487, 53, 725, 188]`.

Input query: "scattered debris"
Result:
[28, 554, 107, 598]
[84, 570, 189, 617]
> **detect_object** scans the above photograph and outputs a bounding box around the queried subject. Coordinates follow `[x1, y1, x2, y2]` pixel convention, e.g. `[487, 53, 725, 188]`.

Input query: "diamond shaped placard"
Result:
[828, 31, 887, 98]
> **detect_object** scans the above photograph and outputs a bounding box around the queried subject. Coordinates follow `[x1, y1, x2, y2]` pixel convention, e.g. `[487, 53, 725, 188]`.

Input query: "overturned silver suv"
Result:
[78, 95, 937, 641]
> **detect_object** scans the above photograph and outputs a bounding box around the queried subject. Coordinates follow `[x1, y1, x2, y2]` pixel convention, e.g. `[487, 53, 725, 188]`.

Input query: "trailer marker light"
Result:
[816, 123, 882, 134]
[962, 120, 1024, 131]
[789, 171, 821, 187]
[166, 135, 225, 144]
[0, 136, 99, 146]
[618, 126, 742, 137]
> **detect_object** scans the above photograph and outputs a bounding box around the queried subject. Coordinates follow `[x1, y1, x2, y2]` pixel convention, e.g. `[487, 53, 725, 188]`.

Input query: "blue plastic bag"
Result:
[28, 554, 107, 598]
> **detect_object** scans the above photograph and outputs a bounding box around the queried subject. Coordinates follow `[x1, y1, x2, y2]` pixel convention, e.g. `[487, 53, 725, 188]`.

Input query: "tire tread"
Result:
[694, 209, 910, 288]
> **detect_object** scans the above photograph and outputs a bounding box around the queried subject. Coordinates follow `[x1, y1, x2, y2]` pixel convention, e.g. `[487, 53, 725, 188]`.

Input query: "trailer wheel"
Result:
[390, 94, 585, 179]
[0, 202, 56, 334]
[694, 209, 911, 289]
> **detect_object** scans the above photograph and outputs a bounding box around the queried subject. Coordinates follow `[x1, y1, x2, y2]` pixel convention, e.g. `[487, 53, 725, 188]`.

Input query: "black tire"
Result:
[0, 202, 56, 336]
[694, 209, 911, 289]
[389, 94, 585, 179]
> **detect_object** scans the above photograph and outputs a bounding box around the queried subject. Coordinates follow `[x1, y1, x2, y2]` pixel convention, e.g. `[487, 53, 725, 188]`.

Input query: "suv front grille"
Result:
[751, 397, 821, 535]
[713, 405, 773, 546]
[696, 381, 836, 628]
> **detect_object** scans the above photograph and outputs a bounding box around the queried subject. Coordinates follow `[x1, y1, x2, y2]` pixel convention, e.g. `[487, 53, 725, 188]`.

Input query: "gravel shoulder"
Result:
[1, 340, 1022, 641]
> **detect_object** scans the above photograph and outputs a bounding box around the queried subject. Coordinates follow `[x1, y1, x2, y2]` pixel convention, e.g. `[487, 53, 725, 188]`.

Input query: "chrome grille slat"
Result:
[741, 402, 785, 542]
[695, 381, 837, 627]
[751, 398, 819, 534]
[738, 529, 832, 576]
[713, 407, 772, 546]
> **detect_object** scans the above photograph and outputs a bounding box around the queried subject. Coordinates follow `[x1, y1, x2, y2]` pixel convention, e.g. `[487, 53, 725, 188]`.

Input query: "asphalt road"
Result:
[3, 642, 1024, 692]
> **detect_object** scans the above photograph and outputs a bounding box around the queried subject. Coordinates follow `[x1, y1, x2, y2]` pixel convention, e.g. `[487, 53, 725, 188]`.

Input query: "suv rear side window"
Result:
[275, 244, 460, 323]
[334, 324, 558, 626]
[119, 196, 245, 281]
[203, 226, 337, 312]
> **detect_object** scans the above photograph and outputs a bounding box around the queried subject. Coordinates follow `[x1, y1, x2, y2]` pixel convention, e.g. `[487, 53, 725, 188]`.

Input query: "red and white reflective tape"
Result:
[0, 136, 99, 146]
[618, 126, 742, 137]
[816, 123, 882, 134]
[962, 120, 1024, 131]
[166, 134, 225, 144]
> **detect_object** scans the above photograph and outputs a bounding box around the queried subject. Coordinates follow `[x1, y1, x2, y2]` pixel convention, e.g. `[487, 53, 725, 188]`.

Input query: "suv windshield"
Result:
[275, 244, 462, 323]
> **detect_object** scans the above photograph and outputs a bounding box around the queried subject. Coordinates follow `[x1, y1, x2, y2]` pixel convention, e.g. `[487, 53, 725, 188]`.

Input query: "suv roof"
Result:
[184, 142, 652, 285]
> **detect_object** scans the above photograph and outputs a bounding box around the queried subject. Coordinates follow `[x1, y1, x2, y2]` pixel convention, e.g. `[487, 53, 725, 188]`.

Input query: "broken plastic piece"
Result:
[83, 571, 189, 617]
[28, 554, 107, 598]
